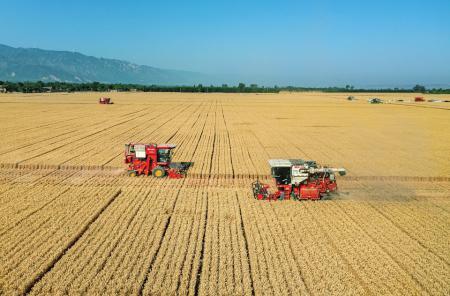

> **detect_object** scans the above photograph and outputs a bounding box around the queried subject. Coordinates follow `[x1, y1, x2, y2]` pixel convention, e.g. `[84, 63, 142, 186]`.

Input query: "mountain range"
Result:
[0, 44, 211, 85]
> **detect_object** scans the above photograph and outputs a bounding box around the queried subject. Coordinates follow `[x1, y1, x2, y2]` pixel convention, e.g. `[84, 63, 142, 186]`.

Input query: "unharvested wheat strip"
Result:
[76, 186, 168, 293]
[190, 101, 217, 177]
[368, 200, 450, 265]
[233, 191, 254, 295]
[174, 104, 210, 166]
[239, 201, 273, 295]
[275, 204, 367, 295]
[255, 202, 310, 295]
[239, 199, 291, 295]
[161, 102, 206, 162]
[0, 185, 121, 295]
[64, 186, 152, 293]
[199, 192, 252, 295]
[0, 183, 120, 257]
[198, 191, 218, 295]
[306, 202, 425, 294]
[359, 181, 450, 263]
[334, 200, 449, 294]
[30, 180, 180, 294]
[142, 188, 206, 294]
[0, 174, 79, 233]
[178, 191, 207, 295]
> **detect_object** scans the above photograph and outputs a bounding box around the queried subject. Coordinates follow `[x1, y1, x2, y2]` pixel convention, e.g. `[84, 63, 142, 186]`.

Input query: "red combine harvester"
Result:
[99, 97, 113, 104]
[124, 143, 189, 178]
[252, 159, 346, 200]
[414, 96, 425, 102]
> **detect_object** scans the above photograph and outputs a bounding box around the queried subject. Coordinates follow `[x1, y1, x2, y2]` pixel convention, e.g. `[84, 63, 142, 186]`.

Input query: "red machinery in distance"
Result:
[252, 159, 346, 201]
[124, 143, 190, 178]
[414, 96, 425, 102]
[99, 97, 113, 104]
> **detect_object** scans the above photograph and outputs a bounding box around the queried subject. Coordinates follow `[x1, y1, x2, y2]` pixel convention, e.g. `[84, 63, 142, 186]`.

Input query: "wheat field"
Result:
[0, 92, 449, 295]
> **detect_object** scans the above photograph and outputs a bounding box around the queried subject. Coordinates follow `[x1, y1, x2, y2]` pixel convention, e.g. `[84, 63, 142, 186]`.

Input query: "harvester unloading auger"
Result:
[252, 159, 346, 200]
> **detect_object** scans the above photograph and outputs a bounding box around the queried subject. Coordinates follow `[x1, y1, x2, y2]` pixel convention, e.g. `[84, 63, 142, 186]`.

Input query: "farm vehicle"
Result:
[124, 143, 190, 178]
[252, 159, 346, 201]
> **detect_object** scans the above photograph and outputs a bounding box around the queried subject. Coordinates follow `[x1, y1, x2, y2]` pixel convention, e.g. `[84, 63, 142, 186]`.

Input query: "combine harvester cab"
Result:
[252, 159, 346, 201]
[124, 143, 190, 178]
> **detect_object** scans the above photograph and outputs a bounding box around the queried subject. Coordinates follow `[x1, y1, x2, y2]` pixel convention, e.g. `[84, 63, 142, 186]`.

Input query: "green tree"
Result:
[412, 84, 426, 93]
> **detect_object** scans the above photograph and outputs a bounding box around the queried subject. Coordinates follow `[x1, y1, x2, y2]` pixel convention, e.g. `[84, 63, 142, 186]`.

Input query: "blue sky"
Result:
[1, 0, 449, 87]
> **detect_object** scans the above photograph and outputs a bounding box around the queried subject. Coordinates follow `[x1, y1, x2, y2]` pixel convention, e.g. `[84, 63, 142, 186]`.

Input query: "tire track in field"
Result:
[173, 190, 203, 294]
[236, 192, 255, 296]
[208, 101, 218, 178]
[193, 193, 208, 296]
[221, 102, 235, 178]
[23, 189, 123, 295]
[138, 179, 186, 296]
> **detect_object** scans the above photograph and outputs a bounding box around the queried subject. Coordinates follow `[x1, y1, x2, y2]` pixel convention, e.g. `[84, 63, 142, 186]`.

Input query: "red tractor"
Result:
[99, 97, 113, 104]
[124, 143, 189, 178]
[252, 159, 346, 200]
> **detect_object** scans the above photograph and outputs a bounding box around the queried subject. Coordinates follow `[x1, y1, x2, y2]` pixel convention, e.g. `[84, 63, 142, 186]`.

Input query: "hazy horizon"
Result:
[1, 0, 449, 88]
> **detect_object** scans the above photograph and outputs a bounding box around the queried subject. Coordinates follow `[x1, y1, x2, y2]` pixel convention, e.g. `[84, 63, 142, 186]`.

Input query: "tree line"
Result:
[1, 81, 449, 94]
[0, 81, 279, 93]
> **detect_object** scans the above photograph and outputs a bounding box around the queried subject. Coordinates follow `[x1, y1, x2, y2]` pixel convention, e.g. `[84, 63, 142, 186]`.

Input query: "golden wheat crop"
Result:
[0, 92, 449, 295]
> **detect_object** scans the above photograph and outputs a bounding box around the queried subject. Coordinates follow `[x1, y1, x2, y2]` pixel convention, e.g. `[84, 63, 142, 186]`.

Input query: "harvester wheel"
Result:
[128, 171, 137, 177]
[152, 167, 165, 178]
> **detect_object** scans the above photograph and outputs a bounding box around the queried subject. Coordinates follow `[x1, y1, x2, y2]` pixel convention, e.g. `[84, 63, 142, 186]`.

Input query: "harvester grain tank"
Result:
[124, 143, 190, 178]
[252, 159, 346, 201]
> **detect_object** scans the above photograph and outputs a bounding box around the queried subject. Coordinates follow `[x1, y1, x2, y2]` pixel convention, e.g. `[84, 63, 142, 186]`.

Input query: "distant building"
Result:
[42, 86, 52, 93]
